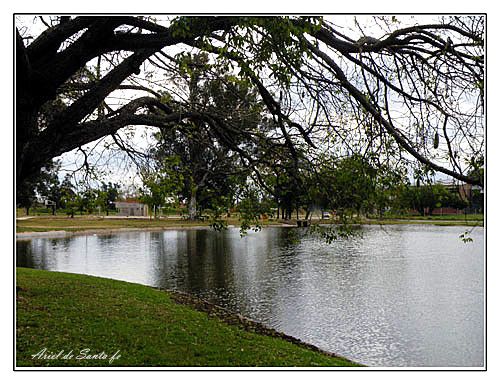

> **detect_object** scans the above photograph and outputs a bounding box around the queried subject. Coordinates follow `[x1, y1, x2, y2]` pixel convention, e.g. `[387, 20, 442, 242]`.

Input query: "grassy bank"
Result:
[15, 215, 291, 233]
[16, 268, 359, 367]
[374, 213, 484, 221]
[360, 218, 484, 227]
[15, 216, 236, 233]
[16, 213, 483, 234]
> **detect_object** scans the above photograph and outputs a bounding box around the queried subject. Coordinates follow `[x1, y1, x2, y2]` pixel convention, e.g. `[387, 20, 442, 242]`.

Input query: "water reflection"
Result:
[16, 225, 484, 367]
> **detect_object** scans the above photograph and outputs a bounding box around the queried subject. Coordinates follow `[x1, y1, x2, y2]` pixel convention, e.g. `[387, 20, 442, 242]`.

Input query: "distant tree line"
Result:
[16, 162, 120, 217]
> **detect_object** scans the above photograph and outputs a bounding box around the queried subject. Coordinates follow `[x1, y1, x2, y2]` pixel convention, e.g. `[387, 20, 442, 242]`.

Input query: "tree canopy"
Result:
[16, 15, 484, 194]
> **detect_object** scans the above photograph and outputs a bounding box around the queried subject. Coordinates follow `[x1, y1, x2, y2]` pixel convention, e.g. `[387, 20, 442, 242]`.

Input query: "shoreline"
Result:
[15, 225, 221, 239]
[15, 223, 297, 240]
[165, 288, 359, 365]
[16, 219, 483, 240]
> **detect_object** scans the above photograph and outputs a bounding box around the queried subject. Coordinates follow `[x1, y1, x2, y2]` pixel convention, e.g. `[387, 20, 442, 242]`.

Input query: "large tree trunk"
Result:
[185, 174, 199, 220]
[188, 194, 197, 220]
[16, 30, 41, 187]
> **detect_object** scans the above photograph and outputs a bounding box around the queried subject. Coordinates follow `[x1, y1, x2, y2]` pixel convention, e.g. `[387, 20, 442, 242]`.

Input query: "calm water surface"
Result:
[16, 225, 484, 367]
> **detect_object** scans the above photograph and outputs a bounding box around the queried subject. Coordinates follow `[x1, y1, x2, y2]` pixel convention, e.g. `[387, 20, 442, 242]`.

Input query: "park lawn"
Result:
[16, 216, 233, 233]
[380, 213, 484, 221]
[360, 213, 483, 227]
[16, 268, 360, 367]
[361, 219, 483, 227]
[16, 214, 483, 234]
[15, 216, 290, 233]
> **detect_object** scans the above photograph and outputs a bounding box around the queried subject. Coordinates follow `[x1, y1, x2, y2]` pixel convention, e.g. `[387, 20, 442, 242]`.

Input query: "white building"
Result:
[114, 200, 148, 217]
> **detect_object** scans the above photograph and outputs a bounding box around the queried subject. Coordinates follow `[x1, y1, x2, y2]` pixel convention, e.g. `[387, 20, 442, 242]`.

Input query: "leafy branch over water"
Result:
[308, 221, 363, 244]
[459, 231, 474, 243]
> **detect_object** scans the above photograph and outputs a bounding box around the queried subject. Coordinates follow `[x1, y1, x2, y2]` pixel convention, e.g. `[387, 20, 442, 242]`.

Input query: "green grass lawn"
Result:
[361, 213, 483, 227]
[379, 213, 484, 221]
[15, 216, 226, 233]
[16, 213, 483, 234]
[15, 215, 289, 233]
[16, 268, 360, 367]
[361, 219, 483, 227]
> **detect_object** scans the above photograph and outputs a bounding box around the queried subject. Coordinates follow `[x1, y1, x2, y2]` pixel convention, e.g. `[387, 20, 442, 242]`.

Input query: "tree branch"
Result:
[306, 40, 482, 186]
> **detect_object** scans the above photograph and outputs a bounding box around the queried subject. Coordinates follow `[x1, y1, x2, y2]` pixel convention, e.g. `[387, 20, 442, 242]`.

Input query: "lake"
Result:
[16, 224, 484, 367]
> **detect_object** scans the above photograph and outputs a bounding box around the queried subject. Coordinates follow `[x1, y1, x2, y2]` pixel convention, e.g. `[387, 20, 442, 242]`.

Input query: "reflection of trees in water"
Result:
[146, 231, 174, 289]
[219, 228, 305, 319]
[96, 234, 119, 247]
[149, 231, 180, 290]
[16, 240, 34, 268]
[183, 230, 236, 297]
[53, 237, 72, 252]
[261, 228, 312, 323]
[17, 237, 77, 270]
[148, 230, 237, 304]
